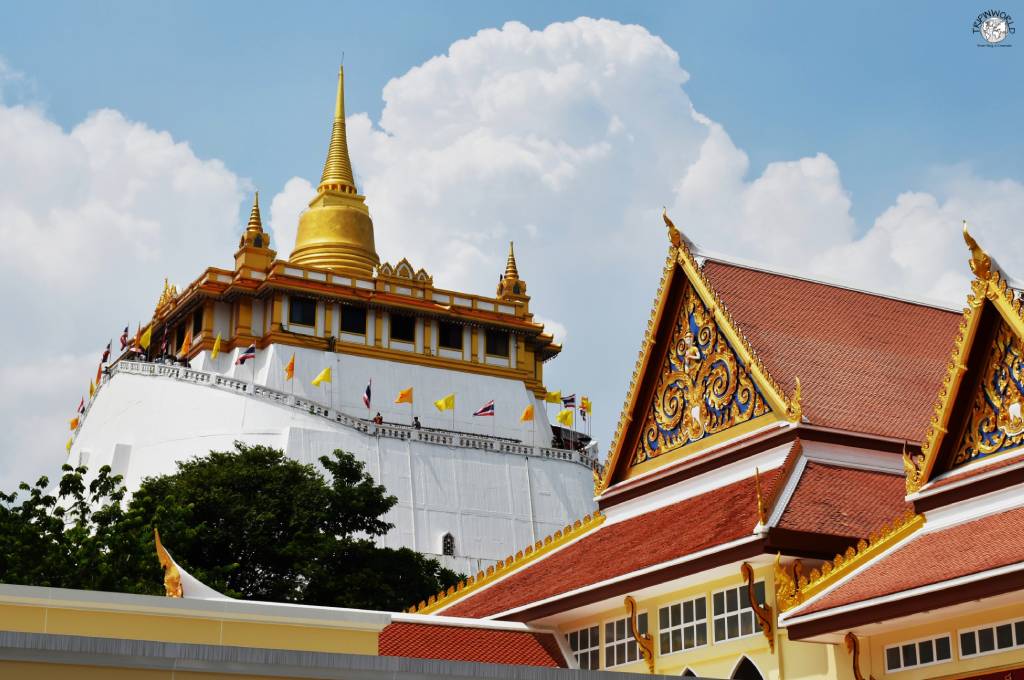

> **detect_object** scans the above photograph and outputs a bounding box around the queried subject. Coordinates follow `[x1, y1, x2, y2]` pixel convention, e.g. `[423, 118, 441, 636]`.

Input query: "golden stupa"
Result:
[289, 66, 380, 276]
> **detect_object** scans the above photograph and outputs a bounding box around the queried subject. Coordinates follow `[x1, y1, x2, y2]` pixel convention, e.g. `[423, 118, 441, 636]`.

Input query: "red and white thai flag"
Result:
[101, 341, 111, 363]
[77, 397, 85, 414]
[561, 394, 576, 409]
[473, 400, 495, 417]
[119, 326, 129, 350]
[235, 344, 256, 365]
[362, 380, 372, 408]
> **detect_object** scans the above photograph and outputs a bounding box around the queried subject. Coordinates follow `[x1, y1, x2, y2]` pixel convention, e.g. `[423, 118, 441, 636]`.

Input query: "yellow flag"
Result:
[434, 393, 455, 412]
[88, 380, 95, 398]
[140, 325, 152, 350]
[285, 353, 295, 381]
[520, 404, 535, 422]
[177, 329, 192, 358]
[581, 396, 592, 413]
[556, 408, 574, 426]
[394, 387, 414, 404]
[311, 366, 331, 386]
[66, 437, 73, 452]
[211, 333, 222, 359]
[69, 417, 80, 431]
[545, 391, 562, 404]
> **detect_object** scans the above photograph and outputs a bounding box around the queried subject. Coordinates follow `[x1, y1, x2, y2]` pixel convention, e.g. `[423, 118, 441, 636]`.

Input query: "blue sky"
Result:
[4, 2, 1019, 229]
[1, 2, 1022, 487]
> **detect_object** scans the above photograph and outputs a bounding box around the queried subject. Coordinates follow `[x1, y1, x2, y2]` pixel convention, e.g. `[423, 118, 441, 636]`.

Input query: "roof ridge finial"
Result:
[246, 191, 263, 232]
[963, 219, 992, 280]
[504, 241, 520, 280]
[319, 64, 357, 193]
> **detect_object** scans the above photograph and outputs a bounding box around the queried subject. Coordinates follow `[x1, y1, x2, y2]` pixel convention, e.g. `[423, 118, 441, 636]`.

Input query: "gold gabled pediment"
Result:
[633, 279, 772, 468]
[597, 212, 800, 491]
[912, 223, 1024, 489]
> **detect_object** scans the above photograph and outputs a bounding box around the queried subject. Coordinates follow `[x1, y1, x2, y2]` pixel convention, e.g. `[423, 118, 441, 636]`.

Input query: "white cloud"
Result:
[268, 176, 314, 259]
[0, 88, 247, 489]
[270, 17, 1024, 458]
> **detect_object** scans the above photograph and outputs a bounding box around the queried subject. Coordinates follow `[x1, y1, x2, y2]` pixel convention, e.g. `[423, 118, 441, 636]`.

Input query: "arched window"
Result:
[442, 533, 455, 556]
[731, 656, 764, 680]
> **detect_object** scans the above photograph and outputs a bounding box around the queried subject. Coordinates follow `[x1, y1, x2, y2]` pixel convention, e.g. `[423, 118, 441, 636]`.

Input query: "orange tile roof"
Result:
[799, 506, 1024, 615]
[702, 261, 961, 441]
[777, 462, 909, 538]
[926, 449, 1024, 490]
[443, 470, 778, 619]
[378, 622, 566, 667]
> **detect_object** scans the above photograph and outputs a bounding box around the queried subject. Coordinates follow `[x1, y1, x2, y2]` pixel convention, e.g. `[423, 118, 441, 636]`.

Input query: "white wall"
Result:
[70, 368, 595, 572]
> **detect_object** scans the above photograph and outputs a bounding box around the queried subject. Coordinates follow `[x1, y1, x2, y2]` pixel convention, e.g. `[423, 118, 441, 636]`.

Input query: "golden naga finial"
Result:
[592, 465, 607, 496]
[903, 442, 922, 494]
[963, 220, 991, 280]
[662, 207, 683, 249]
[624, 595, 655, 673]
[319, 64, 357, 193]
[246, 191, 264, 232]
[785, 377, 803, 422]
[754, 467, 768, 525]
[156, 278, 178, 311]
[153, 527, 183, 598]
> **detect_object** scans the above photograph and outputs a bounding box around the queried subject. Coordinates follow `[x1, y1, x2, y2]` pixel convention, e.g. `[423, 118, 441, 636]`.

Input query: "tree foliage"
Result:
[0, 443, 460, 611]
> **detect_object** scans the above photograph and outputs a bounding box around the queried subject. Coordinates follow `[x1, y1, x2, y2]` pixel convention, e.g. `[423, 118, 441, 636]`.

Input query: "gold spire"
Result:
[289, 65, 379, 275]
[504, 241, 520, 280]
[246, 192, 263, 232]
[319, 66, 356, 193]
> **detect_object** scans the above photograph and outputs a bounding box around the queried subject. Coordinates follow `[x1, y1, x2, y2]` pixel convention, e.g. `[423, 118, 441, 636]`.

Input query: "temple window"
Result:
[604, 612, 647, 668]
[959, 617, 1024, 659]
[712, 582, 765, 642]
[288, 296, 316, 327]
[192, 309, 203, 335]
[658, 596, 707, 655]
[567, 625, 600, 670]
[441, 533, 455, 556]
[390, 313, 415, 342]
[438, 321, 463, 351]
[485, 329, 510, 357]
[885, 634, 951, 672]
[341, 306, 367, 335]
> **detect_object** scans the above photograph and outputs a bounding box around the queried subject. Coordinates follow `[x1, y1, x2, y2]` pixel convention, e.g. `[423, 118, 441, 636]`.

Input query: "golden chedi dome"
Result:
[290, 66, 380, 276]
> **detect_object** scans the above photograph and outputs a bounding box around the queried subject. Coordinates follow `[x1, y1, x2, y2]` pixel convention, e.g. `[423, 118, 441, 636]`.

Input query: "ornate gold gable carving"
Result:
[632, 282, 771, 468]
[951, 320, 1024, 468]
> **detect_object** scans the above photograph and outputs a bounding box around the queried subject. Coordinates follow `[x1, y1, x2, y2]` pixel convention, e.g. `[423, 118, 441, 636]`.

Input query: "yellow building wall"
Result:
[558, 564, 838, 679]
[0, 602, 378, 656]
[863, 600, 1024, 680]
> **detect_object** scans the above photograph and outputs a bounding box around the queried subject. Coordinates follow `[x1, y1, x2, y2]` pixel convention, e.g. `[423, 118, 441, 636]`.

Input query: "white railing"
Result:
[78, 360, 597, 469]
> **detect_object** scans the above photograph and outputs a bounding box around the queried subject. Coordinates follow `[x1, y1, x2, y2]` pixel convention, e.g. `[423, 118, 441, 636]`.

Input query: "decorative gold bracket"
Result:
[154, 527, 182, 598]
[624, 595, 655, 673]
[845, 632, 877, 680]
[741, 562, 774, 653]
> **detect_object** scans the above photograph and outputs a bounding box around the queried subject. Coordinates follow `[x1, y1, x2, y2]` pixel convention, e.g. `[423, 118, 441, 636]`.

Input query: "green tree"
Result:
[0, 444, 461, 611]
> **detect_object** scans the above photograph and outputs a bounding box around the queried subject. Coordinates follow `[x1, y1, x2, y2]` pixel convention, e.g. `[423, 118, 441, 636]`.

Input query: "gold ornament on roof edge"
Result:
[156, 278, 178, 312]
[153, 527, 182, 598]
[902, 443, 923, 495]
[963, 220, 992, 281]
[633, 283, 771, 467]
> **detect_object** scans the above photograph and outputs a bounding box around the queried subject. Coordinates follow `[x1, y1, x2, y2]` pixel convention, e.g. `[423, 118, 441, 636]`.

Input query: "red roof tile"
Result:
[777, 462, 908, 538]
[702, 261, 961, 441]
[444, 471, 777, 619]
[800, 506, 1024, 615]
[379, 622, 567, 667]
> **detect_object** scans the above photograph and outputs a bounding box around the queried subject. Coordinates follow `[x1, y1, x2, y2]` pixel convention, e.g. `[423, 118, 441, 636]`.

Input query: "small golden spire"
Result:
[246, 192, 263, 232]
[319, 65, 356, 193]
[504, 241, 520, 280]
[154, 527, 183, 598]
